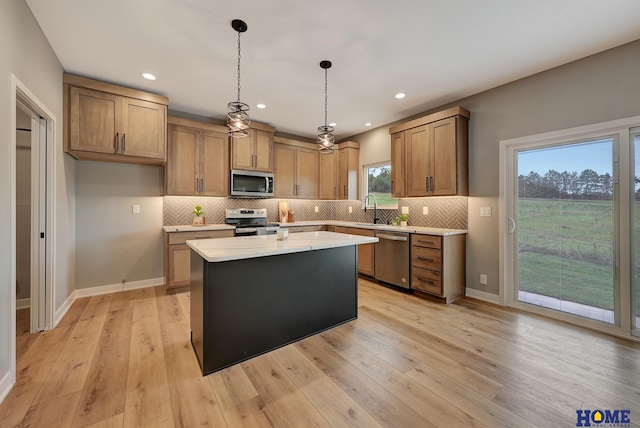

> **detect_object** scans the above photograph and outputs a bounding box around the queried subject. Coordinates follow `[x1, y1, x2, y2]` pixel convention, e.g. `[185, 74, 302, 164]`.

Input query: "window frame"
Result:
[361, 160, 398, 210]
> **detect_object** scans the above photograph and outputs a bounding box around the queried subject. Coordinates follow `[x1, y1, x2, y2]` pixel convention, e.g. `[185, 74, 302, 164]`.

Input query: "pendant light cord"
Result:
[324, 68, 328, 127]
[236, 31, 242, 103]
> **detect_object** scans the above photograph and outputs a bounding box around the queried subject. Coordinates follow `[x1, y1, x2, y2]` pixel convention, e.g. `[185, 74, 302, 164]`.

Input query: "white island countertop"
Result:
[187, 231, 378, 263]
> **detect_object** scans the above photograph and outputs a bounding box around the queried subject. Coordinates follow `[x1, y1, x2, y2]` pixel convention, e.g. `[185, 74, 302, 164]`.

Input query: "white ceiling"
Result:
[26, 0, 640, 140]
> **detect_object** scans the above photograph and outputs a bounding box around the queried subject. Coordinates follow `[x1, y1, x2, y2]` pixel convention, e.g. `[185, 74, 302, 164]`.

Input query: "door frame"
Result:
[10, 74, 56, 376]
[499, 116, 637, 339]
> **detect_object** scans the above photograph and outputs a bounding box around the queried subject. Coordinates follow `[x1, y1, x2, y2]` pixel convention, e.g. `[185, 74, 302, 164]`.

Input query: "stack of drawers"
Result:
[410, 233, 466, 303]
[411, 235, 443, 295]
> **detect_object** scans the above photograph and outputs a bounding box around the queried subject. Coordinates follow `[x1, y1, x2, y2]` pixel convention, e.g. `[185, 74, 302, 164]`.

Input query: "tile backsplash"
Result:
[163, 196, 467, 230]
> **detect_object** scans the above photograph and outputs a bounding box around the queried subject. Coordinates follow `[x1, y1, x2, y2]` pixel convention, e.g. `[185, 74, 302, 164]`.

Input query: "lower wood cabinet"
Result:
[334, 226, 375, 277]
[164, 229, 234, 289]
[411, 233, 465, 303]
[283, 225, 325, 233]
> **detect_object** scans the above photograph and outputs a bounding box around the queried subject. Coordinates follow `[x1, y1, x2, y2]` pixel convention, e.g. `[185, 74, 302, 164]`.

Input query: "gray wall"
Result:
[75, 162, 164, 288]
[0, 0, 71, 389]
[349, 38, 640, 296]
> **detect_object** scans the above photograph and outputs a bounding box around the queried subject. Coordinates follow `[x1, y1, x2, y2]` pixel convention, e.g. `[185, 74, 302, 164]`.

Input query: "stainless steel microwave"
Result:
[230, 169, 274, 197]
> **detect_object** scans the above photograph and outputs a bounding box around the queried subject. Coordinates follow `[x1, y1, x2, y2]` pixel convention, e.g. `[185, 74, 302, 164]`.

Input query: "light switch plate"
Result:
[480, 274, 488, 285]
[348, 206, 353, 213]
[132, 204, 140, 214]
[422, 206, 428, 215]
[401, 206, 409, 215]
[314, 206, 319, 213]
[480, 207, 492, 217]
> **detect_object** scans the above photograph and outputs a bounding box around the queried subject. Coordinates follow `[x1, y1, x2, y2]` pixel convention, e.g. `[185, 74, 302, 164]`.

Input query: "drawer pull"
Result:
[194, 236, 212, 239]
[418, 240, 436, 245]
[417, 256, 434, 262]
[417, 277, 434, 284]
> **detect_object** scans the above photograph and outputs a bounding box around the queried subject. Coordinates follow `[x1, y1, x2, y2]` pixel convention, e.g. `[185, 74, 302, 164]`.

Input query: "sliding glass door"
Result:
[633, 130, 640, 333]
[513, 138, 616, 324]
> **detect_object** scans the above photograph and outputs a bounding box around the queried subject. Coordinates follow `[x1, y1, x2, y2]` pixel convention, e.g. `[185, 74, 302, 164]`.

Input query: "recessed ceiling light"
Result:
[329, 122, 337, 127]
[395, 92, 405, 99]
[141, 72, 156, 81]
[256, 103, 266, 109]
[365, 123, 372, 127]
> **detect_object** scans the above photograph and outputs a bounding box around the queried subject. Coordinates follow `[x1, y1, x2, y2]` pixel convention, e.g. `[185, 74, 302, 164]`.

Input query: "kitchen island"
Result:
[187, 231, 378, 375]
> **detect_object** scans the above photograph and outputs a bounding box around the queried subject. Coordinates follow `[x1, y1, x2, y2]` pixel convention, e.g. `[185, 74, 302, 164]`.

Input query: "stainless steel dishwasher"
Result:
[374, 230, 410, 289]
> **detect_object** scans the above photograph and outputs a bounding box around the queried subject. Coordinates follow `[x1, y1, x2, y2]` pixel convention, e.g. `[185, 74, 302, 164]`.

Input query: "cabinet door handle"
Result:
[425, 176, 429, 191]
[430, 176, 434, 191]
[114, 132, 119, 153]
[334, 186, 336, 197]
[195, 178, 199, 193]
[122, 133, 126, 152]
[391, 180, 394, 193]
[343, 185, 347, 197]
[417, 256, 434, 262]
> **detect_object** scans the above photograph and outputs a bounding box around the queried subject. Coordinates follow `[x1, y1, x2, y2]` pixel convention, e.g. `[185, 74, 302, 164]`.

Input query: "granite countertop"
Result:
[187, 231, 378, 263]
[280, 220, 467, 236]
[165, 221, 466, 236]
[162, 224, 235, 233]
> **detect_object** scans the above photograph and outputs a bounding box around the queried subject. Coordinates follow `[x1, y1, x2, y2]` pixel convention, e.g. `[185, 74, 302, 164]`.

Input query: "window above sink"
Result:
[362, 161, 398, 210]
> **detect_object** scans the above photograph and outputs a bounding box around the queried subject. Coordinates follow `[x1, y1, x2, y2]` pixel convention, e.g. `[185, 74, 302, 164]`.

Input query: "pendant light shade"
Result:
[227, 19, 250, 138]
[317, 60, 335, 153]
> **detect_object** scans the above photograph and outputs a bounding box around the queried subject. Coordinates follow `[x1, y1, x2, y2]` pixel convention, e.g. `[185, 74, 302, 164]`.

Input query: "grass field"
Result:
[366, 192, 397, 207]
[517, 198, 639, 317]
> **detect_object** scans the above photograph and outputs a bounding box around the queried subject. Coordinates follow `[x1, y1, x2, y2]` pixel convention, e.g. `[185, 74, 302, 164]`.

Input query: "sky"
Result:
[517, 138, 613, 175]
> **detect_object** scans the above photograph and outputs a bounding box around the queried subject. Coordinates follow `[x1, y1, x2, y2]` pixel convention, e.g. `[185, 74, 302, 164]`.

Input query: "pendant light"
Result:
[317, 60, 335, 153]
[227, 19, 250, 138]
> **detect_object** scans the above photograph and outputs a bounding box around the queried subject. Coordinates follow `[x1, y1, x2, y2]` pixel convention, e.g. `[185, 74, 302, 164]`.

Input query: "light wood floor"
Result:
[2, 279, 640, 428]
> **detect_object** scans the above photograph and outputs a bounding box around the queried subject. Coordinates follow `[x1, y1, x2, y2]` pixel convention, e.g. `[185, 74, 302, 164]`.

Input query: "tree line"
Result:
[518, 169, 615, 200]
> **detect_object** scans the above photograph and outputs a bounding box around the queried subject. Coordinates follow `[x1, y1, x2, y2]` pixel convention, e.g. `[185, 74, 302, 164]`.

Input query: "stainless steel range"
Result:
[225, 208, 280, 236]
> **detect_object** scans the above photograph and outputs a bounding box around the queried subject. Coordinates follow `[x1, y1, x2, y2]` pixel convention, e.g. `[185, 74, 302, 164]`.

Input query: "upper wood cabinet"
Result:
[337, 141, 360, 200]
[274, 137, 318, 199]
[390, 131, 406, 198]
[63, 73, 168, 165]
[231, 123, 275, 172]
[317, 141, 359, 200]
[318, 150, 338, 199]
[389, 106, 469, 197]
[165, 116, 229, 196]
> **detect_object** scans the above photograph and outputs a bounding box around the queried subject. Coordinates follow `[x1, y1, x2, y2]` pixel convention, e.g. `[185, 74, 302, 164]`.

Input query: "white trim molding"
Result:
[53, 277, 165, 327]
[16, 298, 30, 310]
[0, 370, 13, 405]
[465, 287, 501, 305]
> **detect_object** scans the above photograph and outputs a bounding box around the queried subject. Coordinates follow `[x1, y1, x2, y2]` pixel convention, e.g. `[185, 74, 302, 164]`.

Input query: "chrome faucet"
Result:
[364, 193, 379, 224]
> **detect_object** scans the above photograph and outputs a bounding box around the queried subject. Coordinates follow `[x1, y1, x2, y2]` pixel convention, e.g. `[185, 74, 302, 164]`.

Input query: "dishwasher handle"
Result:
[376, 233, 408, 242]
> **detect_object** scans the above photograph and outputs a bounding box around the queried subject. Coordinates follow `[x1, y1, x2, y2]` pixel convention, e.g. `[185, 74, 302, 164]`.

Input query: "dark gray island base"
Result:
[189, 245, 358, 375]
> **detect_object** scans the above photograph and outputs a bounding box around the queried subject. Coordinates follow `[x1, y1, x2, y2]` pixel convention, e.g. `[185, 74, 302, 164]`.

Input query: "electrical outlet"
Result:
[401, 206, 409, 215]
[480, 274, 488, 285]
[349, 206, 353, 213]
[132, 204, 140, 214]
[480, 207, 492, 217]
[422, 206, 428, 215]
[314, 206, 319, 213]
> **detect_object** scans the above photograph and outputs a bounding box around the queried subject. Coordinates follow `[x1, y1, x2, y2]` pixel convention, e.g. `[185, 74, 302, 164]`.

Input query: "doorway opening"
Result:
[10, 74, 56, 382]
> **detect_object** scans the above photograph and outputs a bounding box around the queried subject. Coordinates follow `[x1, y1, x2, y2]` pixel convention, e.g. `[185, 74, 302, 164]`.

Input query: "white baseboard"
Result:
[53, 277, 164, 327]
[16, 298, 30, 310]
[0, 370, 14, 405]
[465, 287, 501, 305]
